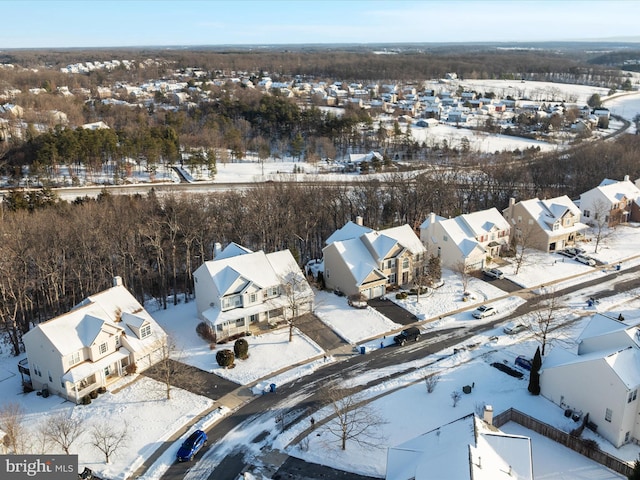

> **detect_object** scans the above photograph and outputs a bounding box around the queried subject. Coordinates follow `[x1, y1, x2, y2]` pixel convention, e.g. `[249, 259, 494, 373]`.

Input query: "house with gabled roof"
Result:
[386, 411, 533, 480]
[540, 312, 640, 448]
[193, 243, 313, 339]
[502, 195, 587, 252]
[419, 208, 510, 271]
[322, 218, 426, 299]
[579, 175, 640, 227]
[21, 277, 167, 403]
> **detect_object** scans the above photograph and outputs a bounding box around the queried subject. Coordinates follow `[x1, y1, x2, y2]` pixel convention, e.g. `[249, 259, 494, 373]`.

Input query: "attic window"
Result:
[140, 324, 151, 339]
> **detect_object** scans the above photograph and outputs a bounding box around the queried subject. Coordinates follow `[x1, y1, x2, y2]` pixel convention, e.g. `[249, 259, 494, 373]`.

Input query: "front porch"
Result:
[62, 349, 130, 403]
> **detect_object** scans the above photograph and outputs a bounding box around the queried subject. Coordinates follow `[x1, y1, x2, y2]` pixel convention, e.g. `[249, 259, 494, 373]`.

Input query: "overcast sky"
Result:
[2, 0, 639, 49]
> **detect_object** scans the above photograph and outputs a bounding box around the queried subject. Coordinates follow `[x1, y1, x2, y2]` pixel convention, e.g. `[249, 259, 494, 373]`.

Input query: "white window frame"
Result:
[140, 324, 151, 339]
[99, 342, 108, 355]
[605, 408, 613, 422]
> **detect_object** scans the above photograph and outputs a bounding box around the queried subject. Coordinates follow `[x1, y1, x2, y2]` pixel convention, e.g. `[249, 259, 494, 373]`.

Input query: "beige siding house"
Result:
[502, 196, 587, 252]
[21, 277, 167, 403]
[193, 243, 313, 339]
[322, 219, 426, 299]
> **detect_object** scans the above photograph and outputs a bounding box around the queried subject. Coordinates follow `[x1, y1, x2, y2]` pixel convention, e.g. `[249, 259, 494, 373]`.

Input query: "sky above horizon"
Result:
[2, 1, 640, 49]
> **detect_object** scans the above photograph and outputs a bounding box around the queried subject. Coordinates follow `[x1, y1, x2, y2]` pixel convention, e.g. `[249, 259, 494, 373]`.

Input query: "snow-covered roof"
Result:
[215, 242, 254, 260]
[201, 250, 279, 296]
[24, 283, 165, 357]
[543, 313, 640, 388]
[332, 237, 386, 286]
[362, 231, 400, 262]
[325, 220, 373, 245]
[585, 178, 640, 205]
[381, 224, 426, 255]
[197, 247, 312, 325]
[459, 208, 510, 235]
[516, 196, 587, 235]
[386, 414, 533, 480]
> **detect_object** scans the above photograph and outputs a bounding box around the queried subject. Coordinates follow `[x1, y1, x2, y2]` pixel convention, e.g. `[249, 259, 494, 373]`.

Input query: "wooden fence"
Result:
[493, 408, 634, 477]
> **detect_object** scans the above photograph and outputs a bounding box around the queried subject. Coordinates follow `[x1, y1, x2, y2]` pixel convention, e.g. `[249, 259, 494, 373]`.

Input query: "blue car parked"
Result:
[177, 430, 208, 462]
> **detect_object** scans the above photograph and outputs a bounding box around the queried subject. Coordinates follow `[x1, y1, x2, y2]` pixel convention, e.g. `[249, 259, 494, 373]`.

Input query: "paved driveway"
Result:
[367, 297, 418, 325]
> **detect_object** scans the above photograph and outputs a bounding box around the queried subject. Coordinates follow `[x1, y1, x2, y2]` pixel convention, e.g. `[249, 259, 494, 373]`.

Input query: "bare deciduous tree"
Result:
[512, 222, 535, 275]
[320, 386, 387, 451]
[42, 412, 84, 454]
[425, 374, 440, 394]
[0, 402, 27, 453]
[279, 271, 312, 343]
[529, 288, 561, 356]
[587, 199, 612, 254]
[90, 421, 128, 464]
[451, 390, 462, 408]
[453, 261, 471, 294]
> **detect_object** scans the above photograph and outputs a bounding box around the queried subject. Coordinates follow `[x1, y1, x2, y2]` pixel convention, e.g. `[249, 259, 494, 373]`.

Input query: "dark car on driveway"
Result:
[394, 327, 421, 346]
[177, 429, 208, 462]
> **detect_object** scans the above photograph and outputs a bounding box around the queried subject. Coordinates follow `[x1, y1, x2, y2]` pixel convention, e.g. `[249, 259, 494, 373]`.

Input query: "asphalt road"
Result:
[158, 262, 640, 480]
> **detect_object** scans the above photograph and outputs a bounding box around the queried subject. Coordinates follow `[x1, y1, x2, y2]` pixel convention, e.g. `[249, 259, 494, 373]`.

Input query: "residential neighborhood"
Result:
[3, 9, 640, 479]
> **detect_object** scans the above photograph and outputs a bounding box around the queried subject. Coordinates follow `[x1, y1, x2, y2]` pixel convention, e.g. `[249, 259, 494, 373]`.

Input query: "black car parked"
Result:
[394, 327, 421, 346]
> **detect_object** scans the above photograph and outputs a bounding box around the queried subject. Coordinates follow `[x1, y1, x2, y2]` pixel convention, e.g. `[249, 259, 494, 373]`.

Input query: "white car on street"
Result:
[472, 305, 496, 319]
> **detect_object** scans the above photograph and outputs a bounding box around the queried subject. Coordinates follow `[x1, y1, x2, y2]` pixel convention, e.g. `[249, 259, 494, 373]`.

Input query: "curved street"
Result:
[143, 261, 640, 480]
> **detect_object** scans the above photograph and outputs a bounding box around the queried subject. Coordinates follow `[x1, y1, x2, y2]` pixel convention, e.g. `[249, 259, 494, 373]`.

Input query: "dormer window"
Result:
[140, 324, 151, 338]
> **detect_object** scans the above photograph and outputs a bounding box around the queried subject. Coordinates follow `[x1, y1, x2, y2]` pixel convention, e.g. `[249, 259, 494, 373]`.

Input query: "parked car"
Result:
[472, 305, 496, 319]
[564, 246, 585, 256]
[393, 327, 421, 346]
[515, 355, 533, 371]
[483, 268, 504, 280]
[177, 430, 208, 462]
[575, 254, 596, 266]
[503, 322, 527, 335]
[556, 249, 575, 258]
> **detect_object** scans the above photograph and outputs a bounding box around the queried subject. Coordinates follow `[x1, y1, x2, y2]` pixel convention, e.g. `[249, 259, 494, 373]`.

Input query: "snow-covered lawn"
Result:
[152, 301, 325, 385]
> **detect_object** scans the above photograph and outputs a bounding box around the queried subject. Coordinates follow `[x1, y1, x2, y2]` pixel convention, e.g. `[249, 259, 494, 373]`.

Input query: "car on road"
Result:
[393, 327, 421, 346]
[483, 268, 505, 280]
[472, 305, 496, 319]
[503, 322, 527, 335]
[177, 429, 208, 462]
[575, 254, 596, 266]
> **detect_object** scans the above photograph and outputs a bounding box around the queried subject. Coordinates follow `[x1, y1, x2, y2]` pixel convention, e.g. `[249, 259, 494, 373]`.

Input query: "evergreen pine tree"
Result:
[528, 346, 542, 395]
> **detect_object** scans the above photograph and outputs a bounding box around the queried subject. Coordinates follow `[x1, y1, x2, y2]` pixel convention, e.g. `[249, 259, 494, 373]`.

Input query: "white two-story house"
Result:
[21, 277, 167, 403]
[193, 243, 313, 339]
[579, 176, 640, 227]
[541, 312, 640, 448]
[420, 208, 510, 271]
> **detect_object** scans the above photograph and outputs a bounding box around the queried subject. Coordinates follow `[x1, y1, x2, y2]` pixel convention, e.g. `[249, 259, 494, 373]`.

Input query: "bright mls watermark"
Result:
[1, 455, 77, 480]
